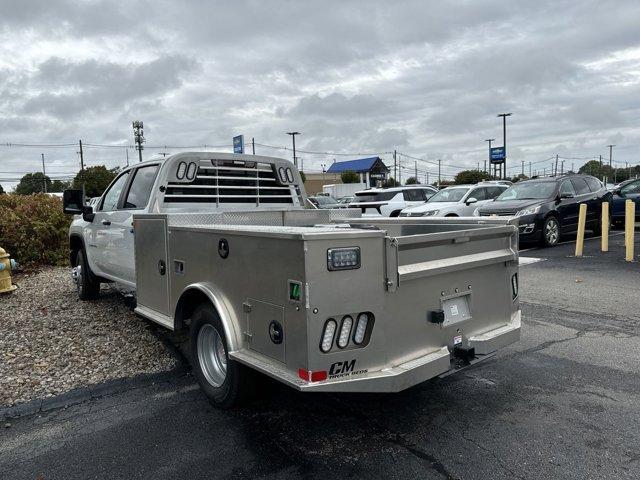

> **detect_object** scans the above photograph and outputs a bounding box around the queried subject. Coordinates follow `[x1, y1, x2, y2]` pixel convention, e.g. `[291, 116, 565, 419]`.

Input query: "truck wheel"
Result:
[540, 215, 560, 248]
[190, 303, 253, 409]
[73, 249, 100, 300]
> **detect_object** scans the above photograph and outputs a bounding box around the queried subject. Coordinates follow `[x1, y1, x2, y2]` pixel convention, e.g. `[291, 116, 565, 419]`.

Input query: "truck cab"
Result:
[68, 153, 305, 290]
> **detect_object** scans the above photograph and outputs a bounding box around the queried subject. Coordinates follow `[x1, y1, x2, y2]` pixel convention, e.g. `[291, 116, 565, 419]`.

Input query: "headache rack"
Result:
[163, 159, 304, 205]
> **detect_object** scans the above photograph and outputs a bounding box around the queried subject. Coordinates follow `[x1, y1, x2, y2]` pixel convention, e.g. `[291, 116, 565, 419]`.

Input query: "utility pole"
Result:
[599, 154, 602, 167]
[521, 160, 524, 176]
[438, 159, 441, 188]
[415, 161, 418, 181]
[484, 160, 487, 173]
[497, 113, 512, 179]
[286, 132, 300, 168]
[41, 153, 47, 193]
[132, 121, 145, 162]
[393, 150, 397, 182]
[543, 167, 546, 177]
[561, 160, 565, 175]
[555, 155, 559, 176]
[426, 172, 429, 185]
[485, 138, 494, 177]
[78, 140, 85, 171]
[607, 144, 615, 169]
[252, 137, 255, 155]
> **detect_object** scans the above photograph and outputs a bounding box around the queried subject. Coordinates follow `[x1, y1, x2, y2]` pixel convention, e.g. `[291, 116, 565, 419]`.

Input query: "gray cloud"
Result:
[0, 0, 639, 190]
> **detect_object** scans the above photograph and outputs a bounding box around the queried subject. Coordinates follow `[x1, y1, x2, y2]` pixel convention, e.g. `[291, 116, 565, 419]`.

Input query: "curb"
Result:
[0, 367, 190, 422]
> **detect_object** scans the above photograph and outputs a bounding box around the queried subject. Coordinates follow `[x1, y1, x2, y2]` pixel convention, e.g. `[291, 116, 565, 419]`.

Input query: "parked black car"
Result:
[609, 178, 640, 228]
[477, 174, 612, 247]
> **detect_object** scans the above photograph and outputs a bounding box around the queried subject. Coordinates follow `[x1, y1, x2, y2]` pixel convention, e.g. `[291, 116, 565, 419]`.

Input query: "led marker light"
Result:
[186, 162, 197, 180]
[278, 167, 288, 183]
[327, 247, 361, 271]
[337, 316, 353, 348]
[286, 168, 294, 183]
[176, 161, 187, 179]
[320, 319, 337, 352]
[354, 313, 369, 345]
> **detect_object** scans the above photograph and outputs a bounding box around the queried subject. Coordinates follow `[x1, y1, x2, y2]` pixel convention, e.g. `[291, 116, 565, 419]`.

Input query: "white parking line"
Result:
[519, 231, 626, 253]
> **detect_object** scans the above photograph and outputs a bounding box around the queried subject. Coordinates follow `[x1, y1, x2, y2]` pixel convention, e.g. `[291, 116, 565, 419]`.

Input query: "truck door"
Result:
[102, 164, 159, 286]
[89, 171, 131, 278]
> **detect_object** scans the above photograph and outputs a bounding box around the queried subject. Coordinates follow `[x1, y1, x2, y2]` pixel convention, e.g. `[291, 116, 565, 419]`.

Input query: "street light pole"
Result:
[497, 113, 512, 179]
[41, 153, 47, 193]
[286, 132, 301, 169]
[607, 144, 615, 169]
[485, 138, 495, 177]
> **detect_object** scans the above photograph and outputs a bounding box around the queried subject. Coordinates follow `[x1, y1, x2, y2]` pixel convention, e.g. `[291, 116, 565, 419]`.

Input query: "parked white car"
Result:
[350, 185, 438, 217]
[399, 183, 508, 217]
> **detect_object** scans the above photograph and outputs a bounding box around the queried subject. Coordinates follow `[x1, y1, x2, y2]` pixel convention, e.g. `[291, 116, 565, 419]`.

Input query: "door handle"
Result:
[102, 220, 111, 226]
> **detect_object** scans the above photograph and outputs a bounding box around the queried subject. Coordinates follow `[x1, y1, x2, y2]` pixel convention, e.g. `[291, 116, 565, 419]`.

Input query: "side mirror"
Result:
[613, 188, 623, 196]
[63, 189, 95, 222]
[560, 192, 575, 199]
[466, 197, 478, 205]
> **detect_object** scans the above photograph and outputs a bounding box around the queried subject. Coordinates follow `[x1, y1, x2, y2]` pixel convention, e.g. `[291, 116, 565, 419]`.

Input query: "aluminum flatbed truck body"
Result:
[65, 152, 520, 405]
[134, 211, 520, 393]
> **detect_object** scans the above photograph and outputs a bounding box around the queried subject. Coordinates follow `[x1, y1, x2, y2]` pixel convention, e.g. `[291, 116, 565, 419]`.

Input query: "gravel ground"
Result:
[0, 267, 176, 407]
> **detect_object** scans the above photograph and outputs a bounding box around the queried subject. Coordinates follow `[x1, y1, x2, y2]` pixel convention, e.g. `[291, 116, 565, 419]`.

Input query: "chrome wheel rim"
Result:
[73, 258, 83, 294]
[197, 324, 227, 387]
[545, 219, 559, 245]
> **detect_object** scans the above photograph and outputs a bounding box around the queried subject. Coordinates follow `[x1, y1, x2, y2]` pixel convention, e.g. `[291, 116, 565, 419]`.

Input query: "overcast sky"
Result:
[1, 0, 639, 189]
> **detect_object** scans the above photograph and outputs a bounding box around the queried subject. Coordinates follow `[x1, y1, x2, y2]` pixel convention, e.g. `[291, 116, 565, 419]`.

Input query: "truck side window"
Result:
[123, 165, 159, 209]
[100, 172, 130, 211]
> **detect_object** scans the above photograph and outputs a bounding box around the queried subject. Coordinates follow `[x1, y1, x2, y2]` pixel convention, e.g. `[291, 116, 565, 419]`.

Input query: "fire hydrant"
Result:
[0, 247, 17, 294]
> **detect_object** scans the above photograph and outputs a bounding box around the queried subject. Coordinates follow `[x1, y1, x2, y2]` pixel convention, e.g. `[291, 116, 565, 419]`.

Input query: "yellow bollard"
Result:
[625, 199, 635, 262]
[575, 203, 587, 257]
[601, 202, 609, 252]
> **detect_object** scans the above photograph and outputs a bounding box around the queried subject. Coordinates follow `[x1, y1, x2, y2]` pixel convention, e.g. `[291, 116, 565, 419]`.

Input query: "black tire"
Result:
[539, 215, 560, 248]
[190, 303, 253, 409]
[74, 248, 100, 300]
[445, 213, 459, 217]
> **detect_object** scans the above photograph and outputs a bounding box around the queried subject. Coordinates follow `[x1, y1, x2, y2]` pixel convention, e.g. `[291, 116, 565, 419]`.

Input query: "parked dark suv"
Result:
[477, 174, 612, 247]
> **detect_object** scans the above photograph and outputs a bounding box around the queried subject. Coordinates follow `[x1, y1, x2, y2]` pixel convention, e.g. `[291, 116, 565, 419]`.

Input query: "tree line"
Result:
[2, 166, 118, 197]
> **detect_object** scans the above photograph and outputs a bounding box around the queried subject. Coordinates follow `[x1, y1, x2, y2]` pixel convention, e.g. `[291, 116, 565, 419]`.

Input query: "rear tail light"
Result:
[354, 313, 369, 345]
[320, 319, 337, 352]
[337, 316, 353, 348]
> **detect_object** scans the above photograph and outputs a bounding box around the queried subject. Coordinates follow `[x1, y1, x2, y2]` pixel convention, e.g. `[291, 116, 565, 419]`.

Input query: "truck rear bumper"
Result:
[231, 310, 521, 393]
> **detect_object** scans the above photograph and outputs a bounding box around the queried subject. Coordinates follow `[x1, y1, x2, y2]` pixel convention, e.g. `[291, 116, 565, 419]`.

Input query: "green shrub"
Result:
[0, 194, 71, 266]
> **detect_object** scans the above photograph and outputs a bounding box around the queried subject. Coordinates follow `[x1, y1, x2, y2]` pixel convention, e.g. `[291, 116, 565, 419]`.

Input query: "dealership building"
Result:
[325, 157, 389, 188]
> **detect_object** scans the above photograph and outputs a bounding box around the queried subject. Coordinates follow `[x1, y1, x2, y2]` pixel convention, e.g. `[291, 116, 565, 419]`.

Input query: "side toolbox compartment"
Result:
[134, 216, 171, 323]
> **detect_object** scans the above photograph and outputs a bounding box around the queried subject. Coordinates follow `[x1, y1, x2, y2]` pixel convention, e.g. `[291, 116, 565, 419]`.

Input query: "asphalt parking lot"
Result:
[1, 232, 639, 480]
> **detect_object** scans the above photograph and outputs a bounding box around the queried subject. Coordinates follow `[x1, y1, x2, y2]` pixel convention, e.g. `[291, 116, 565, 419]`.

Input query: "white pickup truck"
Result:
[64, 152, 521, 408]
